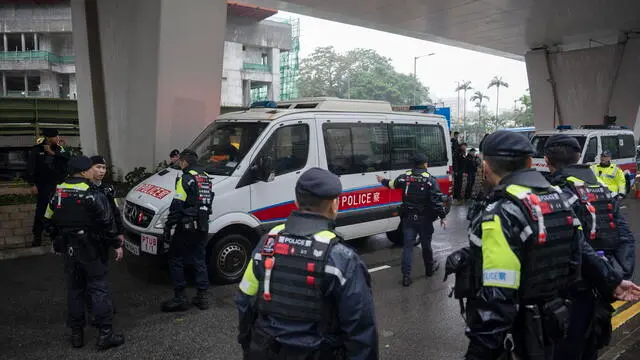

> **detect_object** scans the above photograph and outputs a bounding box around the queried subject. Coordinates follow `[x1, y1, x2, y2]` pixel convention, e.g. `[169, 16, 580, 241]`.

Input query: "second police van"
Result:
[122, 98, 453, 284]
[530, 125, 638, 191]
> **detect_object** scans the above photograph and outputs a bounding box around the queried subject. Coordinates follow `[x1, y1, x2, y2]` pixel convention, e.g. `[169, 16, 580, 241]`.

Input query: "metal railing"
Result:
[243, 63, 270, 72]
[0, 51, 75, 64]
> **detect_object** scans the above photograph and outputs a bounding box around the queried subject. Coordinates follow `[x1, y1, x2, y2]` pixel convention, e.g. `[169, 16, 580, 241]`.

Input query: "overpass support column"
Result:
[71, 0, 227, 174]
[526, 37, 640, 136]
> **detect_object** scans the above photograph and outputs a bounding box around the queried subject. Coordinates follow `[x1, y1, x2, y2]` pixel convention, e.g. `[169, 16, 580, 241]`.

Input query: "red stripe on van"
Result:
[619, 163, 637, 174]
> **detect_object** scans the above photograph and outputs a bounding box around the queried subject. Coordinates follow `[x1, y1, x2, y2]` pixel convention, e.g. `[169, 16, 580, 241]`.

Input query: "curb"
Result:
[0, 245, 52, 260]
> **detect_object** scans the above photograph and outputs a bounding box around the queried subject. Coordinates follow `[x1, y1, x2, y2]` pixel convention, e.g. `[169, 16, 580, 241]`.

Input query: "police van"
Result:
[530, 125, 638, 189]
[122, 98, 453, 284]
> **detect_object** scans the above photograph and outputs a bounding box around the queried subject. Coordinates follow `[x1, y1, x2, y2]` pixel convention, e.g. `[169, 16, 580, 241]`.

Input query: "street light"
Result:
[413, 52, 436, 104]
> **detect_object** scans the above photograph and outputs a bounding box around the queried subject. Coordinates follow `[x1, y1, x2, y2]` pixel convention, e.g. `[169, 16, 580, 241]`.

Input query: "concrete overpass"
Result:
[69, 0, 640, 173]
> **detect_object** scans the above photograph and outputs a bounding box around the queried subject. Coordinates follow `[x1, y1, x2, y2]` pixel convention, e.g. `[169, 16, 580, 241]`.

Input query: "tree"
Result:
[513, 89, 533, 127]
[298, 46, 431, 105]
[455, 80, 473, 134]
[488, 76, 509, 124]
[470, 91, 489, 128]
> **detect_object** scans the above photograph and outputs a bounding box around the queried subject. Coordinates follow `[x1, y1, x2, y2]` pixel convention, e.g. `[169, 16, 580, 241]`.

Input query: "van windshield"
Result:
[188, 122, 268, 175]
[530, 135, 587, 157]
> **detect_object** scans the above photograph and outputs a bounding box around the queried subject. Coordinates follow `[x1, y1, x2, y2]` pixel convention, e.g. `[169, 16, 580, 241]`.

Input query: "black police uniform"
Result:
[236, 167, 379, 360]
[446, 132, 623, 360]
[89, 156, 125, 237]
[44, 156, 124, 350]
[380, 153, 447, 285]
[162, 151, 213, 312]
[26, 128, 69, 246]
[544, 135, 633, 360]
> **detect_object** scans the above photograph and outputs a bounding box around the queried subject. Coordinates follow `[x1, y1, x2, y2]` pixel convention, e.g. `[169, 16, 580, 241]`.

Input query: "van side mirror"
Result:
[251, 156, 275, 182]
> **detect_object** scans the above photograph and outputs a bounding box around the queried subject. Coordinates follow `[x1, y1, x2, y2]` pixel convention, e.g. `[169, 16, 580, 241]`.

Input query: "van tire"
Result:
[208, 234, 253, 285]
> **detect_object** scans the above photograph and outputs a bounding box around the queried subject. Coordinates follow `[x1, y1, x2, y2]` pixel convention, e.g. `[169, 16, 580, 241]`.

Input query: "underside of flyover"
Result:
[69, 0, 640, 173]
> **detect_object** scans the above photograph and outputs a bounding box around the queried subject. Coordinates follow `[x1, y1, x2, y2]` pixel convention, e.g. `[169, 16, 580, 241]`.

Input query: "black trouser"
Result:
[464, 172, 476, 200]
[248, 327, 345, 360]
[65, 255, 113, 329]
[553, 289, 598, 360]
[401, 214, 435, 276]
[168, 228, 209, 293]
[453, 171, 464, 200]
[33, 182, 57, 242]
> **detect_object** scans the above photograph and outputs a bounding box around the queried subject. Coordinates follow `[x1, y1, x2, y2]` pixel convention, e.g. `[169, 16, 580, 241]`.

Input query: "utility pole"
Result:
[413, 52, 435, 104]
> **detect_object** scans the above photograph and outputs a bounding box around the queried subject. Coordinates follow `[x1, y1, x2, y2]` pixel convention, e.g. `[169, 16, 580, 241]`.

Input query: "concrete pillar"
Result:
[34, 33, 38, 51]
[23, 73, 28, 96]
[2, 34, 7, 52]
[243, 80, 252, 107]
[21, 33, 25, 51]
[526, 37, 640, 138]
[1, 72, 6, 96]
[71, 0, 227, 173]
[270, 48, 280, 101]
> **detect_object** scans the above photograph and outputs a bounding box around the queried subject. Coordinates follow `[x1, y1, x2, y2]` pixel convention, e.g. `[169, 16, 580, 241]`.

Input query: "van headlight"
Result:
[154, 210, 169, 229]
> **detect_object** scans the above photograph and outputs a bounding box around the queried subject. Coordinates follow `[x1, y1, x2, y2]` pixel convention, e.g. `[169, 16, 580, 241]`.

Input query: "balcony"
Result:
[242, 63, 270, 72]
[0, 51, 75, 73]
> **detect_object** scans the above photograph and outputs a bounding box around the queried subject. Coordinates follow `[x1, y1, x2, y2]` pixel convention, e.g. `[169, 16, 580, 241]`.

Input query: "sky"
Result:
[278, 11, 530, 115]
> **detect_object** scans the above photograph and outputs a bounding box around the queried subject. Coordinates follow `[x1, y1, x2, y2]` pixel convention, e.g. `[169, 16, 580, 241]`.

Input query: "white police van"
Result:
[122, 98, 453, 284]
[530, 125, 637, 190]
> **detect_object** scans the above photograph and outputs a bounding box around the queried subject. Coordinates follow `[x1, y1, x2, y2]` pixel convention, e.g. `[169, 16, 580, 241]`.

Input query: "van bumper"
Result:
[122, 229, 170, 284]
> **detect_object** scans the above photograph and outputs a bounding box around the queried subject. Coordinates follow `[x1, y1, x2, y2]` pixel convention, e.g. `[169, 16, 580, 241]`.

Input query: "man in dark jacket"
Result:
[236, 167, 379, 360]
[544, 134, 636, 360]
[26, 128, 69, 246]
[464, 148, 480, 201]
[453, 142, 468, 202]
[45, 156, 124, 350]
[89, 155, 124, 243]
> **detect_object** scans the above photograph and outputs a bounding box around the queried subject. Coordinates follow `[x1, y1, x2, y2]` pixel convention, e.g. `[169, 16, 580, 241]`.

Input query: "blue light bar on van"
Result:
[409, 105, 436, 114]
[556, 125, 573, 130]
[250, 101, 277, 108]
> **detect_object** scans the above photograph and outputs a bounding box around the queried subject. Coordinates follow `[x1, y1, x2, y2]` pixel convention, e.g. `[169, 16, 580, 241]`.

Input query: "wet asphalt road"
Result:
[1, 201, 639, 360]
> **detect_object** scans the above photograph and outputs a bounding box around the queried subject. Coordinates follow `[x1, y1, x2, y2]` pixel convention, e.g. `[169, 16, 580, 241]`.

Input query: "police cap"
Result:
[601, 150, 612, 157]
[42, 128, 58, 137]
[544, 134, 581, 153]
[169, 149, 180, 157]
[480, 130, 535, 157]
[68, 156, 93, 174]
[90, 155, 106, 165]
[412, 153, 428, 166]
[295, 167, 342, 199]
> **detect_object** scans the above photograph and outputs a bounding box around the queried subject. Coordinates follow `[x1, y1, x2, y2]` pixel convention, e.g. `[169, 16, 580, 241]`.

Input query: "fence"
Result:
[0, 51, 74, 64]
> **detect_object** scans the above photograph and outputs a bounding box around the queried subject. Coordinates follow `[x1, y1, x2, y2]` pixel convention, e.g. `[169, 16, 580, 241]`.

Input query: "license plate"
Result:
[141, 234, 158, 255]
[124, 239, 140, 256]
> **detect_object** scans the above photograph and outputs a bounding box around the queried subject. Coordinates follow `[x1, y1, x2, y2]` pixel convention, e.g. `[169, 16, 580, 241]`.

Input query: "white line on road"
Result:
[368, 265, 391, 273]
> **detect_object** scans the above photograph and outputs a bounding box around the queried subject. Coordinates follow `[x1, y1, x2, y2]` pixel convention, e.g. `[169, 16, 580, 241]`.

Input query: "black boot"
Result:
[161, 292, 189, 312]
[70, 327, 84, 348]
[96, 327, 124, 351]
[426, 261, 441, 277]
[402, 275, 413, 287]
[192, 290, 210, 310]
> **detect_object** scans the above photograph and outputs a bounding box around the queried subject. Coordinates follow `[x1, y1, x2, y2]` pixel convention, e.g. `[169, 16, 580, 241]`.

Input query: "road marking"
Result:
[612, 301, 640, 331]
[612, 301, 626, 310]
[368, 265, 391, 273]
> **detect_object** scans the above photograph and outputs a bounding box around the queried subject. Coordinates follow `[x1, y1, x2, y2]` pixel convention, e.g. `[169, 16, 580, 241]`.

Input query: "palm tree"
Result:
[454, 80, 473, 136]
[488, 76, 509, 123]
[470, 90, 490, 129]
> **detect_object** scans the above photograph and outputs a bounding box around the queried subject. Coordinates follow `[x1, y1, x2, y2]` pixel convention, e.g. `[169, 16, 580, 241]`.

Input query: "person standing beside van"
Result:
[591, 150, 627, 198]
[161, 149, 213, 312]
[377, 153, 448, 287]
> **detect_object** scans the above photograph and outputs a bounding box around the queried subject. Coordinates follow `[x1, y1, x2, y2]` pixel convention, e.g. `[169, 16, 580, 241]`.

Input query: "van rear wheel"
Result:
[208, 234, 252, 285]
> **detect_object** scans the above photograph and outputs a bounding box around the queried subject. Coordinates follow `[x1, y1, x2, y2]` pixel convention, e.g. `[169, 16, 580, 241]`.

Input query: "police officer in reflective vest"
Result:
[447, 131, 640, 360]
[591, 150, 627, 198]
[544, 135, 638, 360]
[44, 156, 124, 350]
[26, 128, 69, 247]
[377, 153, 447, 287]
[236, 167, 379, 360]
[162, 149, 213, 312]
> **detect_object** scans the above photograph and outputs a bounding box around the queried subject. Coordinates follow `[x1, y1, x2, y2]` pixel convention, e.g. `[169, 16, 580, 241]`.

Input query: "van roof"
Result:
[218, 97, 446, 121]
[534, 128, 634, 136]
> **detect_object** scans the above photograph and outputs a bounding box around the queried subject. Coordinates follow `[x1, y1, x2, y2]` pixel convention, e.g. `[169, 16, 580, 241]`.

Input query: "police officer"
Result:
[591, 150, 627, 198]
[44, 156, 124, 350]
[376, 153, 447, 287]
[544, 135, 637, 360]
[90, 156, 125, 244]
[236, 167, 379, 360]
[26, 128, 69, 247]
[162, 149, 213, 312]
[448, 131, 640, 360]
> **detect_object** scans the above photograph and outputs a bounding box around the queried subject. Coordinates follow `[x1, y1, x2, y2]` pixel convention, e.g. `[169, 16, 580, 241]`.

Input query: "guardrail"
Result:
[0, 51, 75, 64]
[243, 63, 270, 72]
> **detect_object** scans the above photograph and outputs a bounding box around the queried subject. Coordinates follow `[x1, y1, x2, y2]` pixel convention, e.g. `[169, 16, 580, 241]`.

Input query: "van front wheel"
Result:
[208, 234, 252, 284]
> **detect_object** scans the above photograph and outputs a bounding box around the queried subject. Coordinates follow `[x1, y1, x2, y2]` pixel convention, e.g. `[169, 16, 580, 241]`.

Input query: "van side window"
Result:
[601, 136, 620, 159]
[323, 124, 390, 175]
[619, 135, 636, 158]
[390, 124, 447, 169]
[584, 137, 598, 163]
[258, 124, 309, 176]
